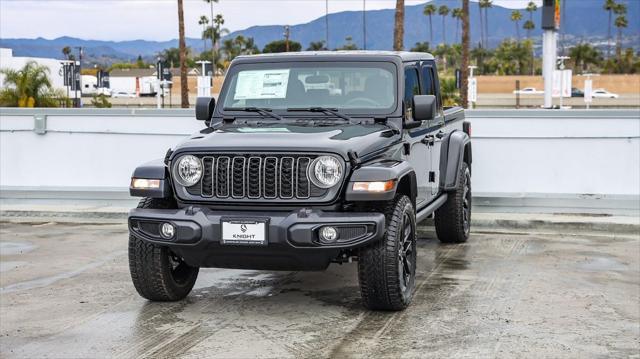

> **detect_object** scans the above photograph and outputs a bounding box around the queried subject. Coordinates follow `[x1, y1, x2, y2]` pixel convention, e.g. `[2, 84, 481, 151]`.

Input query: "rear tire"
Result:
[358, 195, 417, 311]
[129, 198, 199, 301]
[435, 162, 471, 243]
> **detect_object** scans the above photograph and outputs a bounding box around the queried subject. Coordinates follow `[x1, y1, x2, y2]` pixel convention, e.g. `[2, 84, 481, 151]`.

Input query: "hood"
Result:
[172, 123, 400, 160]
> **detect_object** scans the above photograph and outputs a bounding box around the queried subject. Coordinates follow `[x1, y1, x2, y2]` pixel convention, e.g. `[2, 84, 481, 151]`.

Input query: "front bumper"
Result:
[128, 206, 385, 270]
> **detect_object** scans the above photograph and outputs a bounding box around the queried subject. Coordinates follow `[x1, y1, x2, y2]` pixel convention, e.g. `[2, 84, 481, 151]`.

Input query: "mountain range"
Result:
[1, 0, 638, 64]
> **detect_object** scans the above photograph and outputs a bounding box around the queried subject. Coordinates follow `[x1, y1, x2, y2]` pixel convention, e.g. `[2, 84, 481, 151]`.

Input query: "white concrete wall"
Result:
[1, 108, 638, 213]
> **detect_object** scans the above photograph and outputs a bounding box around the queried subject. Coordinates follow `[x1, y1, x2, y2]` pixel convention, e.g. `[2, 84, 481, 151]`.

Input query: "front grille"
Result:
[185, 153, 332, 201]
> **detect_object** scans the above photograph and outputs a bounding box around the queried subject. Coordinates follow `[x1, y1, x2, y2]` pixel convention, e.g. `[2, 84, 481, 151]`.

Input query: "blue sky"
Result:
[0, 0, 541, 41]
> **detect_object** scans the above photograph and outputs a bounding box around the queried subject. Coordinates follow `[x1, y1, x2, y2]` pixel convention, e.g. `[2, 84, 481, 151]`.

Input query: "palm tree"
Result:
[569, 43, 602, 73]
[177, 0, 189, 108]
[307, 41, 326, 51]
[203, 14, 229, 69]
[62, 46, 72, 60]
[203, 0, 219, 62]
[393, 0, 405, 51]
[460, 0, 470, 108]
[423, 4, 437, 46]
[0, 61, 65, 107]
[525, 1, 537, 39]
[480, 0, 493, 48]
[510, 10, 523, 42]
[614, 3, 627, 60]
[603, 0, 617, 59]
[198, 15, 209, 54]
[438, 5, 450, 45]
[452, 8, 463, 44]
[477, 1, 484, 48]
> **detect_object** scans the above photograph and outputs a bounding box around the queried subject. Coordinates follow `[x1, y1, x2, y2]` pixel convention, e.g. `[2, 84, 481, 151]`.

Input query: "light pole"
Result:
[541, 0, 559, 109]
[467, 65, 477, 108]
[557, 55, 570, 109]
[326, 0, 329, 49]
[363, 0, 366, 50]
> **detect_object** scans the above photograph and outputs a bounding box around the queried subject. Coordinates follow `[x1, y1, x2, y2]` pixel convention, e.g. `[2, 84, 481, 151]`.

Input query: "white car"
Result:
[591, 89, 619, 98]
[111, 91, 137, 98]
[513, 87, 544, 95]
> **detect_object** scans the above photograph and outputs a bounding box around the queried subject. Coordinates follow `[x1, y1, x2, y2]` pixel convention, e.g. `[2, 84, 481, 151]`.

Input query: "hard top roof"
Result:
[234, 50, 434, 63]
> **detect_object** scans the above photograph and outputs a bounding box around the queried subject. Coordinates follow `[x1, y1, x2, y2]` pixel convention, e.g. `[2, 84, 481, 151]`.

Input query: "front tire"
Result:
[358, 195, 417, 311]
[435, 162, 471, 243]
[129, 198, 199, 301]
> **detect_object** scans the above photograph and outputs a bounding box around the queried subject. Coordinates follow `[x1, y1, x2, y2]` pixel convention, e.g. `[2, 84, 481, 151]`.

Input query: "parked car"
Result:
[591, 88, 619, 98]
[571, 87, 584, 97]
[127, 52, 472, 311]
[111, 91, 136, 98]
[513, 87, 544, 95]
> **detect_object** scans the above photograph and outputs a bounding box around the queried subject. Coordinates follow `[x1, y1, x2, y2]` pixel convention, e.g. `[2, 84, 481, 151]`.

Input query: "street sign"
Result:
[468, 77, 477, 103]
[584, 79, 593, 103]
[552, 69, 572, 98]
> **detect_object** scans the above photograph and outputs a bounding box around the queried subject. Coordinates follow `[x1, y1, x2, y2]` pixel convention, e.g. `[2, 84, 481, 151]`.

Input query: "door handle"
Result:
[421, 135, 435, 146]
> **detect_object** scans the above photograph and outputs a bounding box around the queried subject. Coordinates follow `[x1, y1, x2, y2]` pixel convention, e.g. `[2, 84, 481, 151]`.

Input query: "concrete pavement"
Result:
[0, 220, 638, 358]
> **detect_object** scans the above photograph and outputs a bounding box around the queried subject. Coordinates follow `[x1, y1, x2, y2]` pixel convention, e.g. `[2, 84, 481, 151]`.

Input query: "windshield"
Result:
[220, 61, 397, 115]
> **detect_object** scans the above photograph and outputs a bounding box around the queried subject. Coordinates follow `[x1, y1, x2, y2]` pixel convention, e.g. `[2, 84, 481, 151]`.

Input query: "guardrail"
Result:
[1, 108, 639, 215]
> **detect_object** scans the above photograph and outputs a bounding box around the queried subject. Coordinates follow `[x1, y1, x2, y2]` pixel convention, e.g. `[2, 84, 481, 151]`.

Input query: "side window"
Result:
[404, 67, 420, 120]
[421, 65, 443, 116]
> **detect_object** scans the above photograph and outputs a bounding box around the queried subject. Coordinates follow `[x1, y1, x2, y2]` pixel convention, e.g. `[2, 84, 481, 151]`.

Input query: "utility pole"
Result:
[326, 0, 329, 49]
[363, 0, 367, 50]
[284, 25, 290, 52]
[541, 0, 559, 109]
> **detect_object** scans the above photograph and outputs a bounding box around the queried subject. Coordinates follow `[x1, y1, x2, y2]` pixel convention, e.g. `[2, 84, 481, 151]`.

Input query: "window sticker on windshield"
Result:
[234, 69, 290, 100]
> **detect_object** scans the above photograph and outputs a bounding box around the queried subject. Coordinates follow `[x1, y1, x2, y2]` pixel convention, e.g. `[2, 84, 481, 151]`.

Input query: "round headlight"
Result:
[309, 155, 343, 188]
[173, 155, 202, 187]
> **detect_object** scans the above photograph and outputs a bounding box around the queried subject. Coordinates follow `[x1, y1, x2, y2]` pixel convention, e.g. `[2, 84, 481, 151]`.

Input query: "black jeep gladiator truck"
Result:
[128, 51, 472, 311]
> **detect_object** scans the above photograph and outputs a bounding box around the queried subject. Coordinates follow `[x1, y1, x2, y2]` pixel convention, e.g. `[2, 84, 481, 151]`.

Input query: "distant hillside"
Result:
[1, 0, 638, 63]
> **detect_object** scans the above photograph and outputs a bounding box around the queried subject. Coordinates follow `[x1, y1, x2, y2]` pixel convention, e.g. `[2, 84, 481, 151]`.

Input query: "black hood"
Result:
[171, 123, 400, 160]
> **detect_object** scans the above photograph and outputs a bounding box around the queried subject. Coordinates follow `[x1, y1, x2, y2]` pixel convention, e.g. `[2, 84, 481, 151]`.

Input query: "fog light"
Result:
[160, 223, 175, 239]
[319, 226, 338, 242]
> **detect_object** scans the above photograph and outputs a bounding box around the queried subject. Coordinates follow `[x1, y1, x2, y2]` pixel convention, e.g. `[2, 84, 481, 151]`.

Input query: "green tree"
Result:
[221, 36, 259, 65]
[136, 55, 146, 68]
[490, 39, 531, 75]
[439, 77, 460, 106]
[0, 61, 66, 107]
[525, 1, 537, 39]
[614, 3, 627, 60]
[603, 0, 617, 59]
[336, 36, 359, 50]
[198, 15, 209, 54]
[410, 41, 431, 52]
[423, 4, 437, 45]
[569, 43, 602, 73]
[263, 40, 302, 53]
[203, 0, 219, 61]
[307, 41, 326, 51]
[62, 46, 72, 60]
[203, 14, 229, 70]
[479, 0, 493, 47]
[91, 94, 112, 108]
[471, 45, 491, 74]
[510, 10, 523, 42]
[160, 47, 194, 68]
[438, 5, 450, 44]
[451, 8, 463, 43]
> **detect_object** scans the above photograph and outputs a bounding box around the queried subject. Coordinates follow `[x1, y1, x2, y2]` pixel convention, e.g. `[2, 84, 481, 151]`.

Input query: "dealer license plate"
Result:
[221, 219, 267, 246]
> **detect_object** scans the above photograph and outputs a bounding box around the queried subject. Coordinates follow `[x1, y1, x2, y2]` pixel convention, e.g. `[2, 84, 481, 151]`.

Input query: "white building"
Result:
[109, 68, 157, 96]
[0, 48, 67, 92]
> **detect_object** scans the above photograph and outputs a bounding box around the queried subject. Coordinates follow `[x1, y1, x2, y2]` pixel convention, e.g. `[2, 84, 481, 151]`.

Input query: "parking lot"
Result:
[1, 220, 638, 358]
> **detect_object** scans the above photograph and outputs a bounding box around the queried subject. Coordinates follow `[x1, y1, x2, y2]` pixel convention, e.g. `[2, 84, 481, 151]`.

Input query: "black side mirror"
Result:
[195, 97, 215, 121]
[412, 95, 436, 122]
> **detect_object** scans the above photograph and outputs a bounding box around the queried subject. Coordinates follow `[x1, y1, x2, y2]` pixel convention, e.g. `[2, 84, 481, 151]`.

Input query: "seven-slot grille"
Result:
[187, 154, 325, 200]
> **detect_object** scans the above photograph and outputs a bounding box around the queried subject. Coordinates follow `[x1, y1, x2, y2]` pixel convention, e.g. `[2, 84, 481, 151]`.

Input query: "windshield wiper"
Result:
[224, 107, 283, 121]
[287, 107, 353, 122]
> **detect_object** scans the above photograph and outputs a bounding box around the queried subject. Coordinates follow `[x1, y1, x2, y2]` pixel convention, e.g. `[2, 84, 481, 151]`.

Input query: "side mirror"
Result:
[412, 95, 436, 122]
[195, 97, 215, 121]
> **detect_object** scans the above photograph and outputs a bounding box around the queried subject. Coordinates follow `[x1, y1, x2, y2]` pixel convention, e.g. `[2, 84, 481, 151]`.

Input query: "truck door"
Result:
[420, 62, 444, 197]
[404, 65, 430, 207]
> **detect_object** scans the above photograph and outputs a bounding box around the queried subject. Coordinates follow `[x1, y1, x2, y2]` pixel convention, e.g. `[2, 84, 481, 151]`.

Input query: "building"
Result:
[108, 68, 157, 96]
[0, 48, 67, 92]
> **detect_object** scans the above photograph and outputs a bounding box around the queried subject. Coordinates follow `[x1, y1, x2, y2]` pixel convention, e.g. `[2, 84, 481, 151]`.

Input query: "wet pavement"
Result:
[0, 221, 638, 358]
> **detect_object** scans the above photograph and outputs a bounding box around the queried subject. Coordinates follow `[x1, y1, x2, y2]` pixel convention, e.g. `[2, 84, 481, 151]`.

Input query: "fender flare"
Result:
[345, 160, 417, 202]
[439, 130, 471, 191]
[130, 159, 171, 198]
